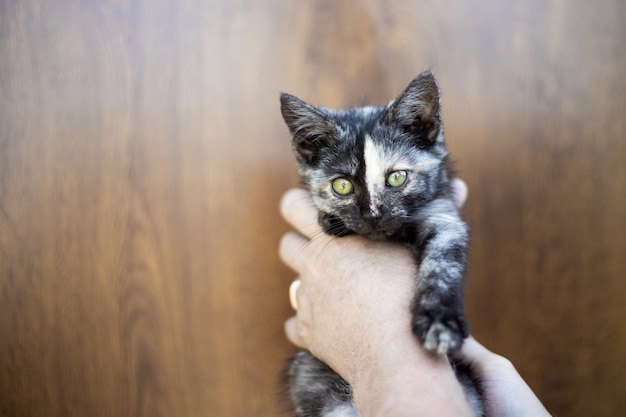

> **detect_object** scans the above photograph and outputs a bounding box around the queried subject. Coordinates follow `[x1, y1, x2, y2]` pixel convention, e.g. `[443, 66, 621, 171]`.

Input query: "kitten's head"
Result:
[280, 72, 451, 240]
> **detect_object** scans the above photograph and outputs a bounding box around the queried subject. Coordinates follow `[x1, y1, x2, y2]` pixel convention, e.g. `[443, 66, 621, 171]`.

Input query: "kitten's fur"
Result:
[280, 72, 483, 417]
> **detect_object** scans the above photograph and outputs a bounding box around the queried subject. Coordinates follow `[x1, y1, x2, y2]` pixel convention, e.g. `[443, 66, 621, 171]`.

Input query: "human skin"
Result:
[279, 181, 551, 417]
[459, 337, 552, 417]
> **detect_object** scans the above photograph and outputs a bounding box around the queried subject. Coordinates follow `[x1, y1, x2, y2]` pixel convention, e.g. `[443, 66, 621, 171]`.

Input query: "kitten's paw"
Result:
[423, 322, 462, 355]
[412, 308, 468, 355]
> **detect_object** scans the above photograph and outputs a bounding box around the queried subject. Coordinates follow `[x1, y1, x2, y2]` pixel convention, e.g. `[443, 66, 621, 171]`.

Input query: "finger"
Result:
[284, 316, 306, 348]
[450, 178, 468, 208]
[279, 232, 310, 272]
[458, 337, 491, 363]
[280, 188, 324, 239]
[457, 336, 513, 372]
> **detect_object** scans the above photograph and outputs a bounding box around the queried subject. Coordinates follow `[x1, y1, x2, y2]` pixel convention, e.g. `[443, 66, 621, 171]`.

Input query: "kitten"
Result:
[280, 72, 483, 417]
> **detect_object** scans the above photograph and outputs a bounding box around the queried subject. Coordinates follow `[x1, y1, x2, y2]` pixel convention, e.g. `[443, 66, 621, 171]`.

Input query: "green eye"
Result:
[386, 170, 408, 188]
[331, 178, 354, 196]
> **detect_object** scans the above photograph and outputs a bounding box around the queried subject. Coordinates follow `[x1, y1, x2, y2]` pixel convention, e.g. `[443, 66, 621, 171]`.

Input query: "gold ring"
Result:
[289, 279, 301, 310]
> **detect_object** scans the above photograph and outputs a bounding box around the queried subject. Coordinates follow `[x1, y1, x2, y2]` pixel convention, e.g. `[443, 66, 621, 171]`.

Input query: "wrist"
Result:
[350, 329, 474, 417]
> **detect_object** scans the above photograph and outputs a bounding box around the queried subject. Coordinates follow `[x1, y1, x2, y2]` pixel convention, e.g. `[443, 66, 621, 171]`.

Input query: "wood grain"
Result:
[1, 1, 624, 416]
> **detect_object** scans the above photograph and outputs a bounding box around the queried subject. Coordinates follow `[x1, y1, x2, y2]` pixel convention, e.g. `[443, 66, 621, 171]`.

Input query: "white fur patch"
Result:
[363, 135, 386, 214]
[323, 403, 359, 417]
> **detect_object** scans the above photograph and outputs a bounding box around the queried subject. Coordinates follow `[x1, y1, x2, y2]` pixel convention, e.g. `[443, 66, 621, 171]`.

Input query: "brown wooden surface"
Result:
[1, 1, 624, 416]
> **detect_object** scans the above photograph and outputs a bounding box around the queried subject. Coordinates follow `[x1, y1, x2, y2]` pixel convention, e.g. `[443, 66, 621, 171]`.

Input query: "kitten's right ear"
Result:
[280, 93, 337, 165]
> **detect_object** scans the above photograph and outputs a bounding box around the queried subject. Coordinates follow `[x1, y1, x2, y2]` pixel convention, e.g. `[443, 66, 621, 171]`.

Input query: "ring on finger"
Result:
[289, 279, 301, 310]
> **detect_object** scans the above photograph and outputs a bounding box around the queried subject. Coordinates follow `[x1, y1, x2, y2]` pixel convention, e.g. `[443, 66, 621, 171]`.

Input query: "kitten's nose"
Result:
[362, 209, 382, 225]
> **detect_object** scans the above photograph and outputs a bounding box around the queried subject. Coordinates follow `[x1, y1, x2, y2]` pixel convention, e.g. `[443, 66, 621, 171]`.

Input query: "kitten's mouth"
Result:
[319, 212, 401, 240]
[352, 223, 399, 241]
[363, 231, 392, 241]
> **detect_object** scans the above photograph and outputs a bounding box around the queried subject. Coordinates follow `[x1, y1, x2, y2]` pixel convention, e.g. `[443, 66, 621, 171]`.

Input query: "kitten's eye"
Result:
[331, 178, 354, 196]
[386, 170, 408, 188]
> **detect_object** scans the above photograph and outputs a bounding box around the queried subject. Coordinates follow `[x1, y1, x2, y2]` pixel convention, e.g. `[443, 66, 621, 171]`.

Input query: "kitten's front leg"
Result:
[412, 199, 470, 355]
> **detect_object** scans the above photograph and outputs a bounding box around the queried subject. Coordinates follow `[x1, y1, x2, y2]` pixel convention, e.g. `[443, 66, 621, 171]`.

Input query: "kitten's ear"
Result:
[383, 72, 441, 144]
[280, 93, 337, 165]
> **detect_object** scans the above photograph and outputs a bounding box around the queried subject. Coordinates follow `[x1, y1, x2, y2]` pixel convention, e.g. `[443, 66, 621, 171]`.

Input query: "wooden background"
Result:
[1, 0, 624, 416]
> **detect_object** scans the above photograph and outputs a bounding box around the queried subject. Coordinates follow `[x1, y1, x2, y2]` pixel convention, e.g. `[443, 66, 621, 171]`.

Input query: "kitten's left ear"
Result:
[383, 71, 442, 144]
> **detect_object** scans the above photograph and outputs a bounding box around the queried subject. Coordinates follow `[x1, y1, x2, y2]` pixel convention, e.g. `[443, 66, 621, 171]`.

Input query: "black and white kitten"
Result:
[280, 72, 483, 417]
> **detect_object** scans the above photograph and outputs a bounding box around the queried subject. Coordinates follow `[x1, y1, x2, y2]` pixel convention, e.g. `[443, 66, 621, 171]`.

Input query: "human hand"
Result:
[278, 180, 550, 417]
